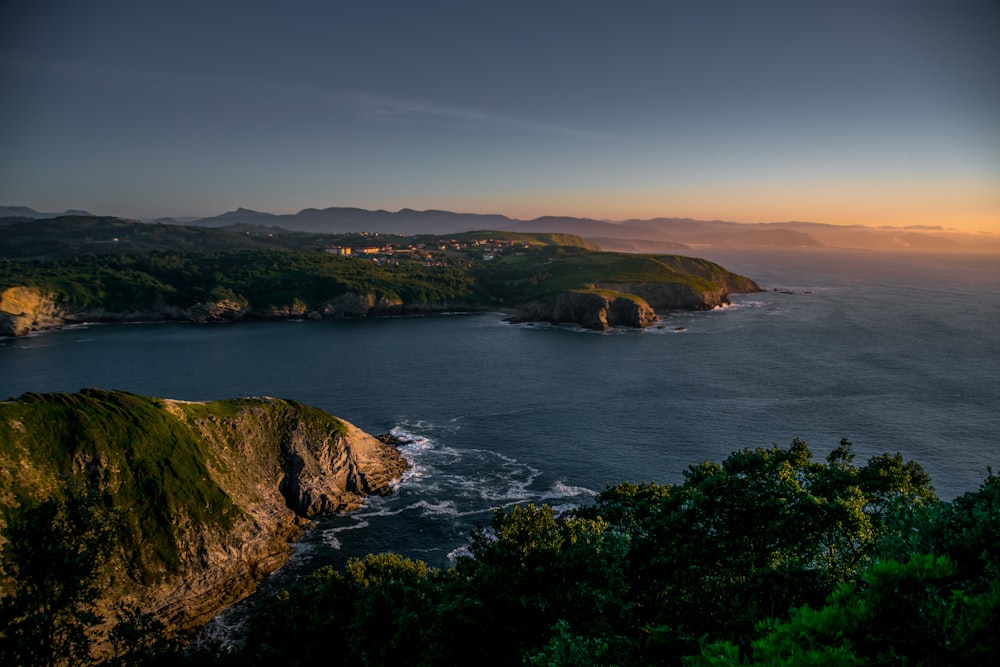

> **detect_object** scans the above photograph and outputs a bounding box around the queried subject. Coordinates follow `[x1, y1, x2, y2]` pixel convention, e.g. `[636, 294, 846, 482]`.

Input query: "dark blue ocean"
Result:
[2, 249, 999, 586]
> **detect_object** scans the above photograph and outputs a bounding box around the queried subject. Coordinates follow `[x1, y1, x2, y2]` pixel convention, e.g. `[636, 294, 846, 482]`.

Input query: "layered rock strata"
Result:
[508, 291, 658, 330]
[0, 390, 408, 635]
[0, 286, 478, 336]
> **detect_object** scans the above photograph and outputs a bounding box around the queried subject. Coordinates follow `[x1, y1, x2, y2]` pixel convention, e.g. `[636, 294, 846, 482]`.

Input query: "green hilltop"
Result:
[1, 217, 760, 335]
[0, 389, 240, 580]
[0, 389, 407, 656]
[2, 400, 997, 665]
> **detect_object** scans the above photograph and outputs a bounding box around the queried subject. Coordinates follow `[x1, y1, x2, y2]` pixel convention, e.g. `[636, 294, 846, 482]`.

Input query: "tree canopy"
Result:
[220, 440, 995, 666]
[3, 439, 996, 666]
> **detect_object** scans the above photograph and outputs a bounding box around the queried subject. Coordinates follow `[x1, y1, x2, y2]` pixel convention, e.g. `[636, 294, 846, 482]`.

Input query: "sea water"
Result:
[2, 249, 998, 581]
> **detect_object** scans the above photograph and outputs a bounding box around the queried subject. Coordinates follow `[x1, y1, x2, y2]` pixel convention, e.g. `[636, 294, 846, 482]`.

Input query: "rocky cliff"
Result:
[1, 246, 761, 335]
[0, 286, 66, 336]
[508, 290, 658, 330]
[597, 281, 729, 310]
[503, 251, 760, 330]
[0, 286, 479, 336]
[507, 281, 734, 331]
[0, 389, 408, 634]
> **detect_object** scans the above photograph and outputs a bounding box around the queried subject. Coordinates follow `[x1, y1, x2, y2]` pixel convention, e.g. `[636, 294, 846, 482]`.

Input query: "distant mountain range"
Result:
[0, 205, 93, 219]
[4, 204, 998, 252]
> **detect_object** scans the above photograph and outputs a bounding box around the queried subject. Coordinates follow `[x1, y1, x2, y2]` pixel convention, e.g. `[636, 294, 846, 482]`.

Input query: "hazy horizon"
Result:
[2, 1, 997, 234]
[5, 202, 998, 238]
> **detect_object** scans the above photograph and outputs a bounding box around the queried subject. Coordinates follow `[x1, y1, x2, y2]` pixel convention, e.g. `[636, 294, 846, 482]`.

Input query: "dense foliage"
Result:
[0, 496, 177, 666]
[3, 438, 996, 665]
[0, 250, 477, 312]
[211, 440, 995, 666]
[0, 216, 411, 259]
[2, 223, 757, 320]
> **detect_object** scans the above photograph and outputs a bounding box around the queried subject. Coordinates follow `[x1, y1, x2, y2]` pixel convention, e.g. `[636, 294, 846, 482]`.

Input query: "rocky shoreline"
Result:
[0, 285, 494, 337]
[0, 390, 409, 638]
[1, 281, 758, 336]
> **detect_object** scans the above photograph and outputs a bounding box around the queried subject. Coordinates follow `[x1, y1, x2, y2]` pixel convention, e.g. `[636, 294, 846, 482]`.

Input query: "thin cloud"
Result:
[341, 91, 618, 141]
[1, 51, 616, 142]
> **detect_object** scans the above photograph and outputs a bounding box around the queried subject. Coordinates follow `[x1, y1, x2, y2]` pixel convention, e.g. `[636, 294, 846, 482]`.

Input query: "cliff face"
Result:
[0, 288, 480, 336]
[0, 286, 65, 336]
[509, 291, 657, 330]
[507, 281, 733, 331]
[0, 390, 408, 634]
[1, 248, 762, 336]
[503, 252, 761, 330]
[597, 282, 730, 311]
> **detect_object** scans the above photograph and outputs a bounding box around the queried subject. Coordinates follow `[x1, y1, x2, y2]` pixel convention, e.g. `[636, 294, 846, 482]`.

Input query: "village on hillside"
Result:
[324, 233, 532, 266]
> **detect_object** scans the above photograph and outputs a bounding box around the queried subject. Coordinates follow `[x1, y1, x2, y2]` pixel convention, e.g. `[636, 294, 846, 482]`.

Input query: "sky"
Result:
[1, 0, 998, 233]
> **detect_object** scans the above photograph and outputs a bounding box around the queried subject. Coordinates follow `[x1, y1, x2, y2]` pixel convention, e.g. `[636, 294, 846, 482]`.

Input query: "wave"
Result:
[446, 545, 473, 563]
[386, 424, 601, 510]
[276, 420, 606, 575]
[321, 519, 371, 550]
[541, 480, 599, 500]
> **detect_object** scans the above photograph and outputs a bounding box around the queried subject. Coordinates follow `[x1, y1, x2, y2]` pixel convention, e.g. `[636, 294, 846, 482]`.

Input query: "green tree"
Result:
[588, 439, 937, 662]
[105, 603, 179, 667]
[692, 554, 1000, 666]
[879, 470, 1000, 582]
[223, 440, 961, 666]
[0, 496, 111, 666]
[238, 553, 438, 667]
[441, 505, 630, 666]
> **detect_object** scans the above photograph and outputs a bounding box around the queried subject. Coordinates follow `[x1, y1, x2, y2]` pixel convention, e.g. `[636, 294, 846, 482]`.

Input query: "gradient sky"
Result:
[1, 0, 998, 233]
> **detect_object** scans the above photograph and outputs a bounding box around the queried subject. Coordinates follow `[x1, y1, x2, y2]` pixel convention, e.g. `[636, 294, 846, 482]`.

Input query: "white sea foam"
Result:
[541, 480, 599, 499]
[412, 499, 459, 517]
[350, 420, 602, 565]
[446, 545, 473, 563]
[321, 519, 370, 550]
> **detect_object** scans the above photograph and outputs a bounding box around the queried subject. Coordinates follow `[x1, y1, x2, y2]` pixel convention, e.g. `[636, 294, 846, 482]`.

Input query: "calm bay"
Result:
[2, 249, 998, 577]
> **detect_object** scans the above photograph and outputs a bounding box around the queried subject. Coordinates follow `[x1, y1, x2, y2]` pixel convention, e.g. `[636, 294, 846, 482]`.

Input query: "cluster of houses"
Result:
[454, 237, 532, 260]
[324, 236, 531, 265]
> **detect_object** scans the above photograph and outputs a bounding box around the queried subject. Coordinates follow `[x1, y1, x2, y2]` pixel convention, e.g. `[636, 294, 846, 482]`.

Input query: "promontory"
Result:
[0, 389, 408, 637]
[0, 217, 761, 335]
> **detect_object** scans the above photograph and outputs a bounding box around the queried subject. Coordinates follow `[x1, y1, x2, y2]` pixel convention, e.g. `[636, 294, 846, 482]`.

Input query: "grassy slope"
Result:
[0, 389, 242, 582]
[0, 391, 369, 587]
[0, 390, 356, 587]
[1, 220, 758, 317]
[476, 246, 759, 304]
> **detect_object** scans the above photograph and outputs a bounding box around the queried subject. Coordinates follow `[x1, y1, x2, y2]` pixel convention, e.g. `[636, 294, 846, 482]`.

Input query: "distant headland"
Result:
[0, 215, 760, 336]
[4, 203, 998, 252]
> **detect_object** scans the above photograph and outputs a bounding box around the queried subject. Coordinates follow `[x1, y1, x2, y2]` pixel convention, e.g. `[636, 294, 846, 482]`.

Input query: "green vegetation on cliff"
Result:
[221, 439, 998, 667]
[0, 390, 397, 585]
[0, 249, 476, 313]
[0, 389, 239, 580]
[475, 245, 757, 303]
[1, 218, 760, 334]
[2, 426, 997, 665]
[0, 389, 407, 665]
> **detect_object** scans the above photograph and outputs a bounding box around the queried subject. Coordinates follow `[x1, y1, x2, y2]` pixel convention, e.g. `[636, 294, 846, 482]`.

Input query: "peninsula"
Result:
[0, 217, 760, 335]
[0, 389, 407, 637]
